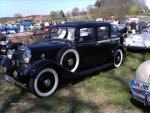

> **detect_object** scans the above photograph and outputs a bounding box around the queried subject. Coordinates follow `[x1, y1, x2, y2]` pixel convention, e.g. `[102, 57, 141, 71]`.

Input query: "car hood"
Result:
[29, 41, 67, 51]
[28, 39, 73, 61]
[135, 60, 150, 83]
[126, 33, 150, 42]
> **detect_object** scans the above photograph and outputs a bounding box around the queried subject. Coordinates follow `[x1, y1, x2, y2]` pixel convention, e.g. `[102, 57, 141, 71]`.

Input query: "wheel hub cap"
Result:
[117, 56, 120, 61]
[44, 79, 51, 87]
[67, 59, 73, 66]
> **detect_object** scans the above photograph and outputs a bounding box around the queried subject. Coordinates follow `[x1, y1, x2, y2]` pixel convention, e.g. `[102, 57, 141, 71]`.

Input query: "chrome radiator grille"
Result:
[12, 45, 30, 74]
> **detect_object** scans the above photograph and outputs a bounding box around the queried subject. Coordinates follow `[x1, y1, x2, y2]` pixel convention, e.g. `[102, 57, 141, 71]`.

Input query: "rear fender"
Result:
[111, 44, 126, 57]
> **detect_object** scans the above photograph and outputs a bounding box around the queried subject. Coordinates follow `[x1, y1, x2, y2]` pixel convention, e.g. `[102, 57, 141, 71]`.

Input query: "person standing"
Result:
[130, 21, 137, 34]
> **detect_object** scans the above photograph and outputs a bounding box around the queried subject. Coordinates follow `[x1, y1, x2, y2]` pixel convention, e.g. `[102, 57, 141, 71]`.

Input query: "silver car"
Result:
[130, 60, 150, 106]
[124, 33, 150, 49]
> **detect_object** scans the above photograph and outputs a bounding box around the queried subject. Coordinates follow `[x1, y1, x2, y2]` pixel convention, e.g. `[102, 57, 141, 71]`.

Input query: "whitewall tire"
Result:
[29, 68, 59, 97]
[114, 49, 123, 68]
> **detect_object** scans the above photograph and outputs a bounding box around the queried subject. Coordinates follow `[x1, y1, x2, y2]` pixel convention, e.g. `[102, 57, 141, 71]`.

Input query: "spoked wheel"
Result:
[114, 49, 123, 68]
[57, 48, 79, 72]
[29, 68, 59, 97]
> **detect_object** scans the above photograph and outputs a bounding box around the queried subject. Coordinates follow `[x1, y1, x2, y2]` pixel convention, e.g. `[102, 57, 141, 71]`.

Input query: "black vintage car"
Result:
[1, 21, 125, 97]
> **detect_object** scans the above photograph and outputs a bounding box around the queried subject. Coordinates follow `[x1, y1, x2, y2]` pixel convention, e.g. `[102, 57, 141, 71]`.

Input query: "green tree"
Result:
[14, 13, 22, 18]
[59, 10, 65, 18]
[71, 7, 80, 17]
[94, 0, 101, 7]
[50, 11, 58, 20]
[129, 6, 139, 15]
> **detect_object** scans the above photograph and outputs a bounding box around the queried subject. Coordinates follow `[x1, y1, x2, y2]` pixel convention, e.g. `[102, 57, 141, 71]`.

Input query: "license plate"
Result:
[130, 80, 150, 93]
[2, 74, 15, 83]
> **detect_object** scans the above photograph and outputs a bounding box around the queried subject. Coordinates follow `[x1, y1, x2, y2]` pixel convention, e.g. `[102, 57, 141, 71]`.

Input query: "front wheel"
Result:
[29, 68, 59, 97]
[113, 49, 123, 68]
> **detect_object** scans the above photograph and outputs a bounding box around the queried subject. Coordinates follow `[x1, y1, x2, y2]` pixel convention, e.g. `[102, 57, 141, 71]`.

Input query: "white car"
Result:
[130, 60, 150, 106]
[124, 33, 150, 49]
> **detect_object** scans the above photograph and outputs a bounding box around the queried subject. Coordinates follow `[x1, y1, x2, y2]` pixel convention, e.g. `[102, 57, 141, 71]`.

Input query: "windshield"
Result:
[50, 27, 75, 41]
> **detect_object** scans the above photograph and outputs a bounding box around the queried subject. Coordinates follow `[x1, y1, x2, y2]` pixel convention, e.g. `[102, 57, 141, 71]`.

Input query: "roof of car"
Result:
[50, 21, 110, 28]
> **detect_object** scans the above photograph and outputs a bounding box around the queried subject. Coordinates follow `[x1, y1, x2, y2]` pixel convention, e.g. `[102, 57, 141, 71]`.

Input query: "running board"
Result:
[70, 62, 113, 78]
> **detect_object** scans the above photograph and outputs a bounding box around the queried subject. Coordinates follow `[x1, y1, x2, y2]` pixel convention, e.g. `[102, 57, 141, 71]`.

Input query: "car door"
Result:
[76, 27, 100, 68]
[96, 25, 113, 64]
[111, 24, 122, 45]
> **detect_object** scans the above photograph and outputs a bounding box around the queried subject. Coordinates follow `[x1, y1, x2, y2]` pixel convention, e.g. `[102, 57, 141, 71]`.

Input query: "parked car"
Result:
[1, 21, 125, 97]
[142, 26, 150, 33]
[137, 21, 147, 33]
[0, 26, 19, 34]
[0, 29, 49, 58]
[19, 20, 33, 26]
[130, 60, 150, 106]
[124, 33, 150, 49]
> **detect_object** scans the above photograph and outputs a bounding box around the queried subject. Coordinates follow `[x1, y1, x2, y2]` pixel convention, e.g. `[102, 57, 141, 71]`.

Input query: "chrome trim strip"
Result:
[97, 39, 111, 44]
[112, 38, 120, 41]
[77, 41, 97, 47]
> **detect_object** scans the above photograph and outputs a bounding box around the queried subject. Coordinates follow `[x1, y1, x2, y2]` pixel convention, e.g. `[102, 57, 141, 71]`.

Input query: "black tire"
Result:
[29, 68, 59, 97]
[56, 47, 79, 72]
[113, 49, 123, 68]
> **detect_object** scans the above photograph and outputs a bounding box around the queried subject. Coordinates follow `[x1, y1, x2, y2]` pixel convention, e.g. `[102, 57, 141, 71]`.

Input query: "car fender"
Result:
[1, 57, 12, 72]
[111, 44, 126, 58]
[23, 59, 74, 79]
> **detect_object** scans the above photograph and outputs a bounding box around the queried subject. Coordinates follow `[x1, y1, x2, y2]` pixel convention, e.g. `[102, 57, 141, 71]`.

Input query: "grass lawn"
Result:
[0, 51, 150, 113]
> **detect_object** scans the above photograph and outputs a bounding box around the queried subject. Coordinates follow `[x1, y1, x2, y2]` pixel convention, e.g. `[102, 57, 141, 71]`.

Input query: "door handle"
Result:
[96, 43, 101, 46]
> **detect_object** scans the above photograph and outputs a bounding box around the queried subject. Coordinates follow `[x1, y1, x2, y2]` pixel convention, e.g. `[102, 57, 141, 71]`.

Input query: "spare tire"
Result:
[56, 47, 79, 72]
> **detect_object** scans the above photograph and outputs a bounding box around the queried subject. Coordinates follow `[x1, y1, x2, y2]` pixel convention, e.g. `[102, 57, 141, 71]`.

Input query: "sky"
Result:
[0, 0, 150, 18]
[0, 0, 96, 17]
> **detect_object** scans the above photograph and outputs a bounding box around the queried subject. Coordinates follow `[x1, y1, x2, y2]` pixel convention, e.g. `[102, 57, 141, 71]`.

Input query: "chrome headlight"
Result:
[7, 49, 14, 59]
[23, 52, 31, 63]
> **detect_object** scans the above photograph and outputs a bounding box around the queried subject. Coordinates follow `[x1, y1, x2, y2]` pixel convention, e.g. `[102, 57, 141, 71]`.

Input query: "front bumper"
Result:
[0, 73, 27, 89]
[130, 80, 150, 106]
[130, 88, 150, 106]
[1, 57, 30, 83]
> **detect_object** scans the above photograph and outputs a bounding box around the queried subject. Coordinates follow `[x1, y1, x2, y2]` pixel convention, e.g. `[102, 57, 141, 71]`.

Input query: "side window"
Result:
[98, 26, 109, 39]
[111, 25, 119, 33]
[111, 25, 119, 37]
[79, 27, 96, 42]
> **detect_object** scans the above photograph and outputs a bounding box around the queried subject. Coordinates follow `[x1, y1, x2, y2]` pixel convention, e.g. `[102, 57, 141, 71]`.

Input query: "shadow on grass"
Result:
[0, 89, 27, 113]
[127, 49, 148, 54]
[130, 98, 150, 113]
[22, 86, 99, 113]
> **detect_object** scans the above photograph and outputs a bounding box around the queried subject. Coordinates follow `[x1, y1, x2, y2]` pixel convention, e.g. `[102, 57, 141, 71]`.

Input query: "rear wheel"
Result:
[56, 48, 79, 72]
[29, 68, 59, 97]
[114, 49, 123, 68]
